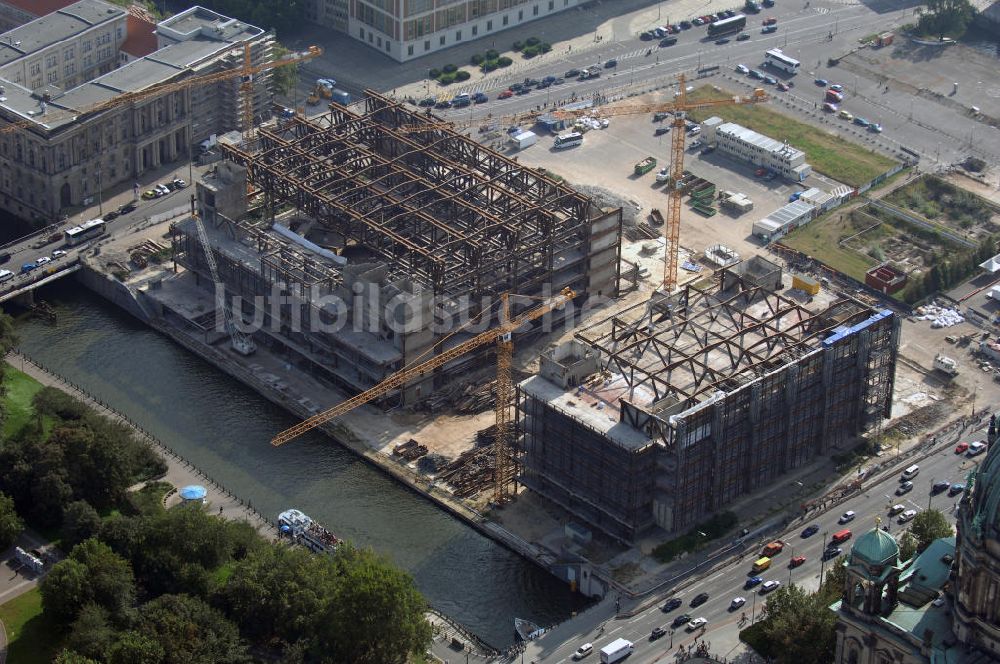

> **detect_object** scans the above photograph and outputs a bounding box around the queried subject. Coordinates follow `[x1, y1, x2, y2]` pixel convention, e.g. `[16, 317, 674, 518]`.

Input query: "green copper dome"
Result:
[850, 526, 900, 565]
[972, 440, 1000, 539]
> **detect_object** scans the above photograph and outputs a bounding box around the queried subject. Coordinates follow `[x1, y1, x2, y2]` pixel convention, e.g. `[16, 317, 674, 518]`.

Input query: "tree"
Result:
[106, 631, 165, 664]
[0, 312, 17, 421]
[756, 584, 837, 664]
[271, 43, 299, 98]
[66, 604, 117, 661]
[32, 387, 88, 421]
[219, 545, 336, 644]
[0, 491, 23, 550]
[314, 546, 432, 663]
[919, 0, 974, 38]
[137, 594, 249, 664]
[63, 500, 102, 548]
[41, 539, 135, 624]
[910, 509, 953, 552]
[900, 531, 918, 561]
[53, 651, 100, 664]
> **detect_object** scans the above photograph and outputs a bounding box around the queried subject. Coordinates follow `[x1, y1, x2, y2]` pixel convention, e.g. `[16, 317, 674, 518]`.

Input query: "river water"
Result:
[15, 281, 588, 648]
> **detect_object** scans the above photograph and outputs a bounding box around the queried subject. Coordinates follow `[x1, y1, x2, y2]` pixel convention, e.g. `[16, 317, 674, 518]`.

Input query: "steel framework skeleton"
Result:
[220, 90, 611, 303]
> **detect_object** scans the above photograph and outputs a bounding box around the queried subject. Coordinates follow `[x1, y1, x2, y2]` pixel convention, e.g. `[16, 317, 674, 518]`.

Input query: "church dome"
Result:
[971, 440, 1000, 539]
[850, 526, 900, 565]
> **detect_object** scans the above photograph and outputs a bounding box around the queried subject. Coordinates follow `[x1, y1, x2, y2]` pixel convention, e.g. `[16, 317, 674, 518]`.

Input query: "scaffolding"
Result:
[519, 263, 900, 542]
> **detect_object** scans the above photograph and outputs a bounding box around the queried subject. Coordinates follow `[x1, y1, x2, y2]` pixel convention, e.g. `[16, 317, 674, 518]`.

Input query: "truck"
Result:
[876, 32, 894, 47]
[649, 208, 665, 226]
[933, 353, 959, 377]
[634, 156, 658, 176]
[509, 130, 538, 150]
[600, 638, 634, 663]
[330, 88, 352, 106]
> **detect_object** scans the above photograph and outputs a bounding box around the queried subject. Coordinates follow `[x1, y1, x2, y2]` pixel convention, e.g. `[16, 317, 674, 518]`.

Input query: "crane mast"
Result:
[192, 213, 256, 356]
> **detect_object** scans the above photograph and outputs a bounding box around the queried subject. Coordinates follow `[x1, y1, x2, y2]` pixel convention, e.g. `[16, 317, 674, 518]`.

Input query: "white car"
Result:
[898, 509, 917, 523]
[686, 617, 707, 631]
[656, 167, 670, 182]
[839, 510, 856, 524]
[52, 249, 67, 258]
[599, 118, 610, 129]
[736, 64, 749, 74]
[730, 597, 746, 610]
[35, 256, 51, 265]
[888, 504, 905, 516]
[155, 184, 170, 196]
[761, 580, 781, 593]
[968, 441, 987, 456]
[572, 643, 593, 660]
[172, 177, 187, 189]
[932, 597, 946, 607]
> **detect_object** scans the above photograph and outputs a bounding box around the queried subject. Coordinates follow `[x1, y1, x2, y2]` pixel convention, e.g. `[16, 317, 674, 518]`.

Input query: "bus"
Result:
[707, 14, 747, 37]
[752, 557, 771, 573]
[764, 48, 800, 74]
[64, 219, 106, 246]
[553, 132, 584, 149]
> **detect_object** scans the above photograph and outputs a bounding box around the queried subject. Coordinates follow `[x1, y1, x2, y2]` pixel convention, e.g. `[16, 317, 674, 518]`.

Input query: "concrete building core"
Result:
[170, 91, 622, 406]
[518, 258, 899, 542]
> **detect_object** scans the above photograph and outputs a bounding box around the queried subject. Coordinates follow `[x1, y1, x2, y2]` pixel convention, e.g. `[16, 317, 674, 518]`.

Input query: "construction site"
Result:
[518, 257, 900, 543]
[166, 89, 621, 409]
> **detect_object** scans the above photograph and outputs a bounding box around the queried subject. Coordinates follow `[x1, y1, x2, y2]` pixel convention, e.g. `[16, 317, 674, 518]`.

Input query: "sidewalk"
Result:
[5, 350, 275, 536]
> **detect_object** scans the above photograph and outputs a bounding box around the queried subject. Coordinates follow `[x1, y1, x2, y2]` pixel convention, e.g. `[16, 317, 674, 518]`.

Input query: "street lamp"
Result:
[751, 590, 758, 622]
[818, 531, 829, 586]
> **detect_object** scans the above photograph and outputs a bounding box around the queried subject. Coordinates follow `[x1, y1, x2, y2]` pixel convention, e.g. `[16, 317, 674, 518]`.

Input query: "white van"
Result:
[573, 642, 594, 659]
[901, 465, 920, 481]
[0, 269, 12, 283]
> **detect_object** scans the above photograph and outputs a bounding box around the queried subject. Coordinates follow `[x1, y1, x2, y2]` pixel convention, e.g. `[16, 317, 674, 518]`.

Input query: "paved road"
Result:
[524, 422, 989, 664]
[294, 0, 998, 171]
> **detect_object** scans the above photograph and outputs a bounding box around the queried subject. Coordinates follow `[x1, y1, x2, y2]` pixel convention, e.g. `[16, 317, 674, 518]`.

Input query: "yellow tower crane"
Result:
[400, 75, 767, 290]
[271, 288, 577, 504]
[0, 45, 323, 137]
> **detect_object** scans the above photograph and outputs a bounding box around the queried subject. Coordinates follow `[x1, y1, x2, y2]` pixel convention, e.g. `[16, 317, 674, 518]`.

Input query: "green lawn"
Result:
[0, 588, 61, 664]
[687, 86, 898, 187]
[782, 211, 880, 282]
[2, 365, 44, 438]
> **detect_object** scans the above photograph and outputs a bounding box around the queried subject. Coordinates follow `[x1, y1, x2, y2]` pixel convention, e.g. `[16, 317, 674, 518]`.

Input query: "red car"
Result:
[498, 89, 514, 99]
[790, 555, 806, 568]
[776, 82, 789, 91]
[955, 441, 969, 454]
[763, 17, 777, 25]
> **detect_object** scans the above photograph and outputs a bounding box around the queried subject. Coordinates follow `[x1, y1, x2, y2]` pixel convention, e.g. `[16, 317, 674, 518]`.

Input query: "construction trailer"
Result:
[174, 91, 622, 407]
[518, 257, 899, 542]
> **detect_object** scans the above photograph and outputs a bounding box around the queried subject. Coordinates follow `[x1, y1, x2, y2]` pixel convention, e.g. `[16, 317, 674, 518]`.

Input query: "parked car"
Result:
[748, 69, 764, 79]
[572, 643, 593, 660]
[172, 177, 187, 189]
[829, 83, 845, 92]
[21, 262, 38, 274]
[823, 102, 838, 113]
[715, 37, 730, 44]
[700, 146, 715, 155]
[656, 167, 671, 182]
[736, 64, 750, 74]
[730, 597, 747, 610]
[899, 509, 918, 523]
[737, 32, 751, 40]
[776, 82, 789, 91]
[661, 37, 678, 47]
[52, 250, 67, 259]
[692, 17, 705, 25]
[155, 184, 171, 196]
[896, 481, 914, 496]
[932, 480, 951, 494]
[662, 597, 683, 612]
[537, 80, 552, 89]
[640, 31, 655, 41]
[968, 441, 987, 456]
[680, 20, 692, 29]
[655, 126, 671, 136]
[763, 75, 777, 85]
[762, 24, 777, 33]
[801, 524, 820, 538]
[103, 210, 120, 221]
[434, 99, 453, 108]
[889, 504, 905, 516]
[838, 110, 854, 121]
[418, 97, 435, 107]
[498, 89, 514, 99]
[604, 59, 618, 68]
[760, 580, 781, 593]
[949, 483, 966, 496]
[690, 592, 709, 607]
[0, 253, 10, 264]
[790, 555, 806, 567]
[840, 510, 856, 524]
[672, 613, 692, 627]
[473, 92, 489, 103]
[868, 123, 883, 133]
[35, 256, 51, 265]
[119, 202, 137, 214]
[141, 189, 158, 200]
[815, 78, 829, 86]
[564, 68, 581, 78]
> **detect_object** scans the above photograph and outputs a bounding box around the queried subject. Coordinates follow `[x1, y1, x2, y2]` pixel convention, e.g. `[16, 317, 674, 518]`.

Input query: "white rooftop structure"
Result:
[980, 254, 1000, 273]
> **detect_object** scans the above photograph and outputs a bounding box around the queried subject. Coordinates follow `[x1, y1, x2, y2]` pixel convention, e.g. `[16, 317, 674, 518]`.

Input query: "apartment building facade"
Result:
[307, 0, 580, 62]
[0, 1, 273, 222]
